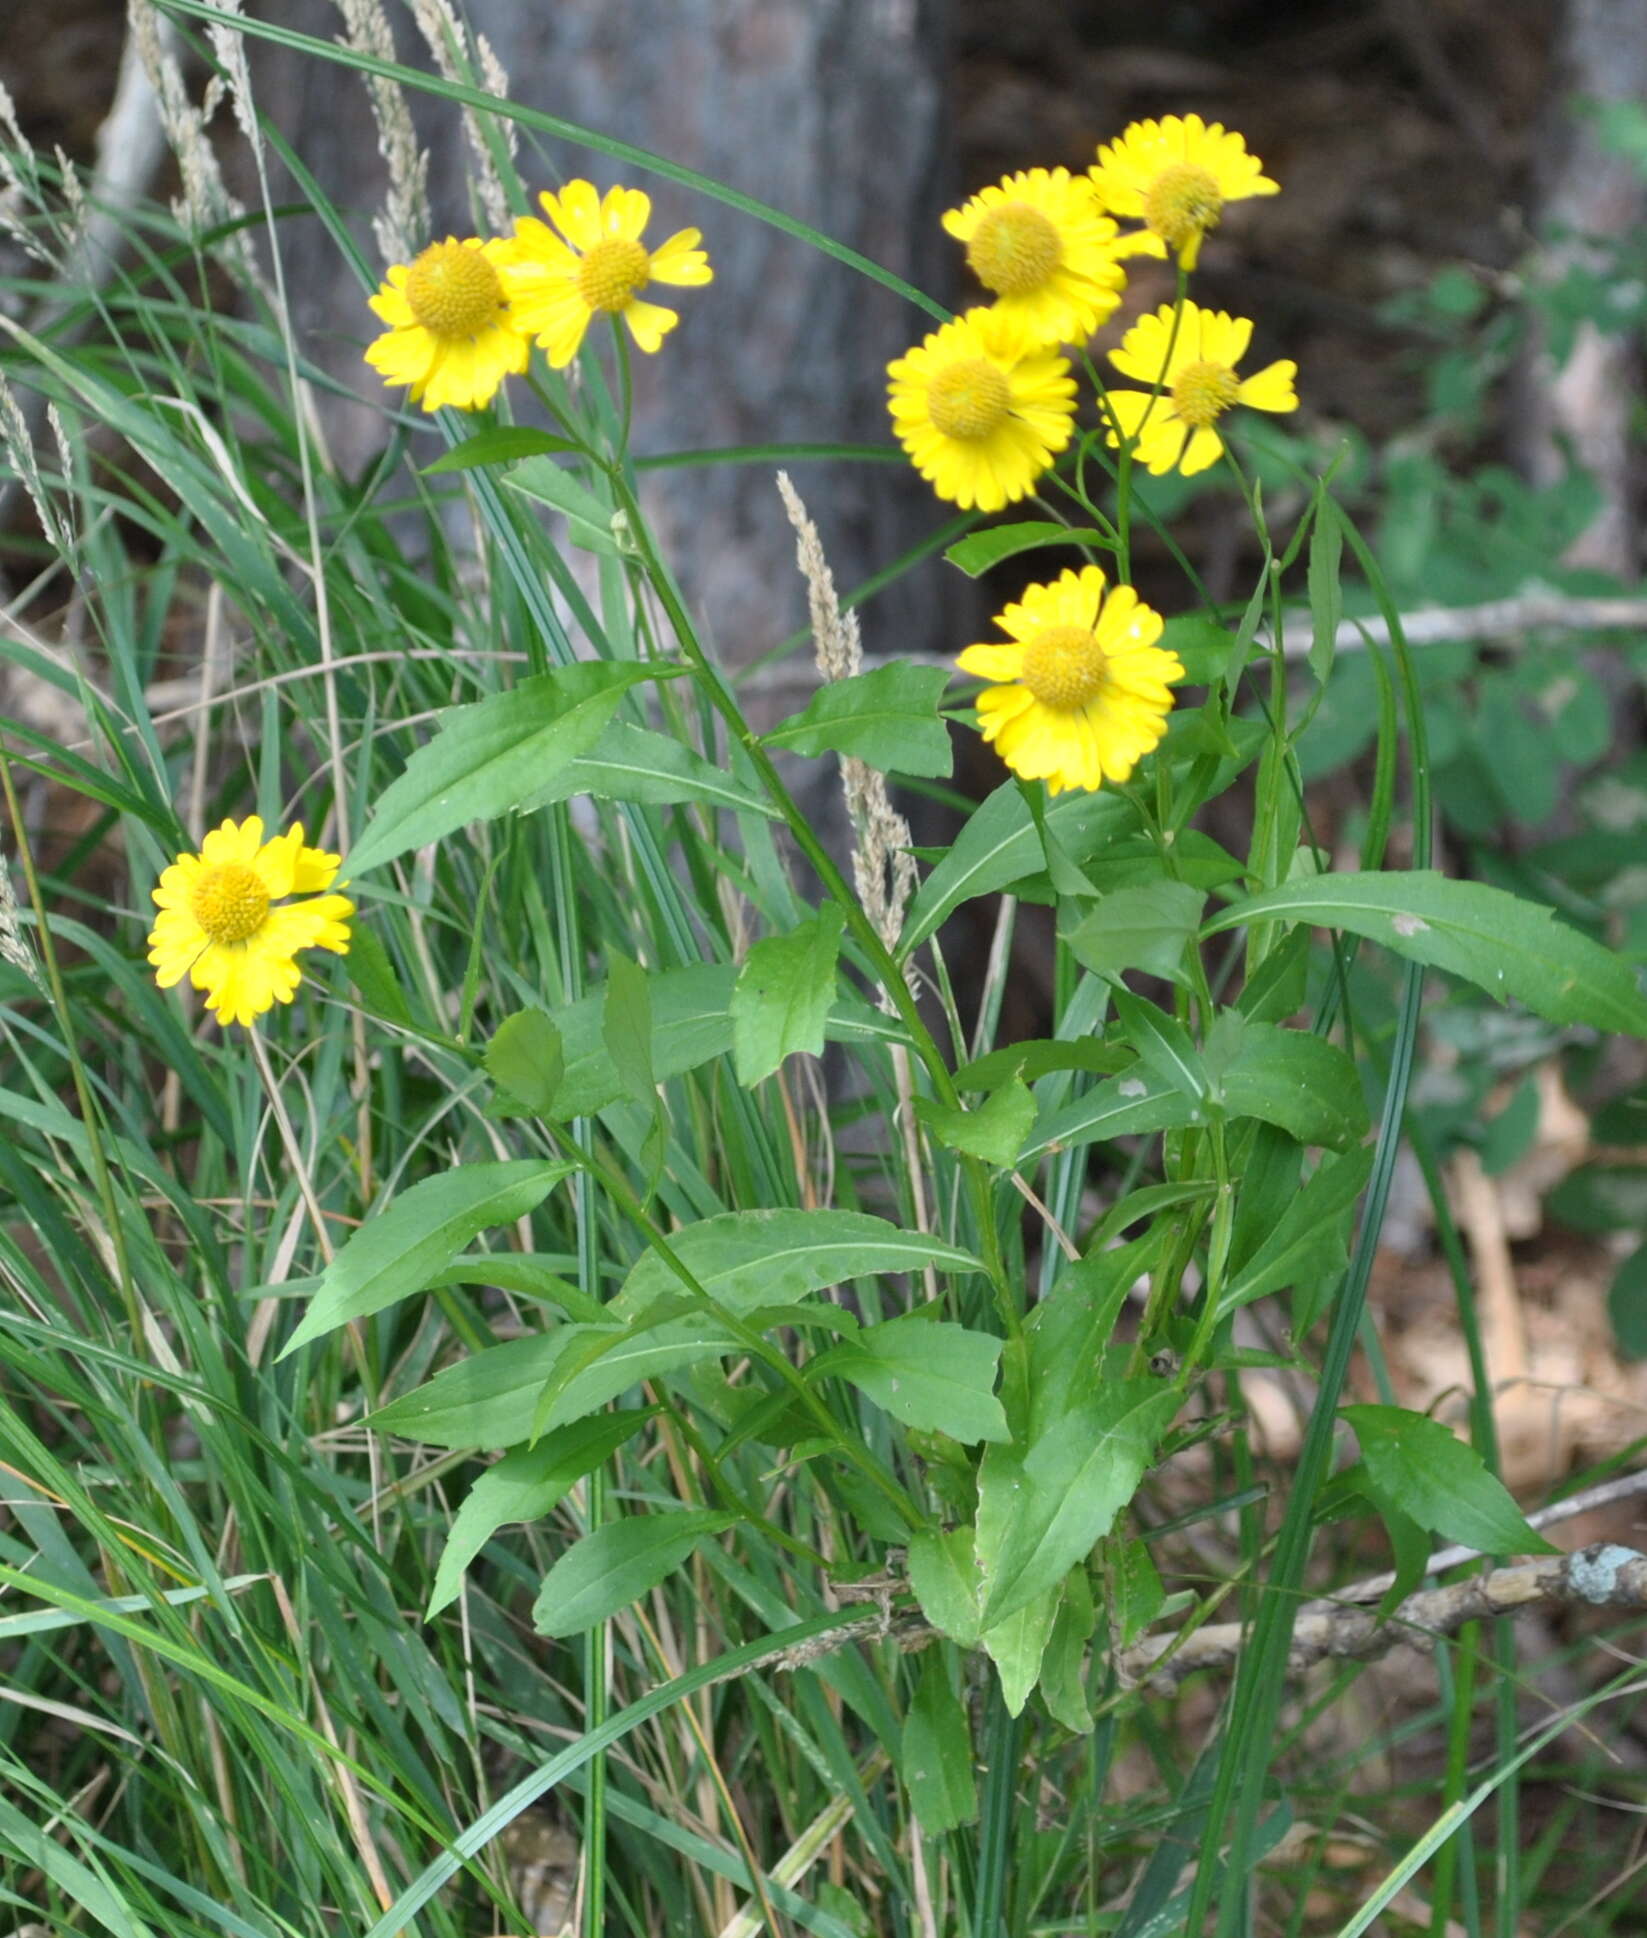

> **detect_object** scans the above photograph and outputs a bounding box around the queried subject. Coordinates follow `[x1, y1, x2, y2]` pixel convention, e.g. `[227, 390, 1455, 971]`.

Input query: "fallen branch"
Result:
[1119, 1542, 1647, 1693]
[757, 1540, 1647, 1699]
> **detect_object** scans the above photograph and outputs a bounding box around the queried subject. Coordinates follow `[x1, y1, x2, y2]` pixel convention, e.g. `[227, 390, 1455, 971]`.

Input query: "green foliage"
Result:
[5, 17, 1646, 1938]
[763, 662, 955, 776]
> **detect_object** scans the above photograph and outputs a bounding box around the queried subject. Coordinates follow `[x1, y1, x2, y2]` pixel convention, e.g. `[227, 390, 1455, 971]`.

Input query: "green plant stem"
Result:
[598, 459, 1022, 1340]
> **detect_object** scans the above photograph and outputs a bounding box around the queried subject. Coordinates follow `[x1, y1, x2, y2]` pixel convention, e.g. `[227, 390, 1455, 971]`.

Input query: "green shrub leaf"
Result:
[820, 1316, 1008, 1444]
[944, 521, 1109, 578]
[616, 1209, 982, 1322]
[486, 1009, 565, 1116]
[732, 904, 846, 1084]
[347, 663, 665, 875]
[907, 1525, 984, 1647]
[428, 1410, 655, 1616]
[1215, 1146, 1373, 1319]
[1064, 882, 1207, 985]
[763, 663, 953, 777]
[976, 1382, 1179, 1628]
[901, 782, 1134, 954]
[915, 1074, 1035, 1169]
[900, 1654, 978, 1832]
[283, 1161, 572, 1355]
[1216, 1021, 1370, 1150]
[1204, 871, 1647, 1036]
[1342, 1405, 1556, 1556]
[533, 1510, 740, 1636]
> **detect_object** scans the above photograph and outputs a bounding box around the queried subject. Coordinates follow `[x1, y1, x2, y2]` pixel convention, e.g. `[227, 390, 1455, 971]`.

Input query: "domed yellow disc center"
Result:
[1143, 164, 1224, 251]
[927, 357, 1012, 440]
[1170, 358, 1241, 427]
[404, 240, 505, 337]
[576, 237, 651, 313]
[967, 203, 1063, 297]
[190, 862, 270, 945]
[1021, 623, 1108, 709]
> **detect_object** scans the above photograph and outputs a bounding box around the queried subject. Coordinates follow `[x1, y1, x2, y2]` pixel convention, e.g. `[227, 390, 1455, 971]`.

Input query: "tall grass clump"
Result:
[5, 8, 1647, 1937]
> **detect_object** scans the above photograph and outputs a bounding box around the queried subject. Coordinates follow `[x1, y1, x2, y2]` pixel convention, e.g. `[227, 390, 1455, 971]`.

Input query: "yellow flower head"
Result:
[887, 307, 1077, 513]
[1090, 114, 1278, 269]
[1104, 301, 1298, 477]
[364, 235, 530, 413]
[957, 566, 1184, 796]
[940, 166, 1165, 347]
[148, 817, 353, 1029]
[501, 180, 712, 368]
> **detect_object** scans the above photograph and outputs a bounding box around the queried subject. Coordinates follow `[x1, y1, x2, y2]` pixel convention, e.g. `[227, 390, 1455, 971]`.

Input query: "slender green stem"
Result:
[600, 461, 1023, 1338]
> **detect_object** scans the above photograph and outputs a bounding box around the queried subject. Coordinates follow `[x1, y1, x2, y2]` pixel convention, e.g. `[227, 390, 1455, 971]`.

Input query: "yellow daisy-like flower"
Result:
[1090, 114, 1279, 270]
[501, 180, 712, 368]
[148, 817, 354, 1029]
[940, 166, 1165, 347]
[956, 566, 1184, 795]
[887, 307, 1077, 513]
[364, 235, 529, 413]
[1104, 301, 1298, 477]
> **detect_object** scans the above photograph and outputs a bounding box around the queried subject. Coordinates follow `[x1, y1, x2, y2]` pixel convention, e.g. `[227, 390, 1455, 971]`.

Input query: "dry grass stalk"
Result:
[127, 0, 256, 282]
[775, 471, 917, 960]
[331, 0, 430, 264]
[407, 0, 514, 236]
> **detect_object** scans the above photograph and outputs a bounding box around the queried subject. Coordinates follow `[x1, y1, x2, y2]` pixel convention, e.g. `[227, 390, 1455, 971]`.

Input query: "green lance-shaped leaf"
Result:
[1342, 1405, 1556, 1556]
[1022, 1073, 1202, 1165]
[900, 781, 1134, 955]
[1307, 486, 1345, 685]
[1215, 1145, 1373, 1320]
[603, 950, 656, 1105]
[1159, 612, 1238, 686]
[1111, 988, 1208, 1102]
[366, 1334, 567, 1449]
[486, 1009, 565, 1116]
[1038, 1566, 1098, 1734]
[762, 663, 954, 777]
[731, 904, 846, 1085]
[975, 1380, 1179, 1628]
[817, 1315, 1009, 1445]
[282, 1161, 572, 1355]
[900, 1653, 978, 1833]
[915, 1073, 1036, 1169]
[553, 963, 736, 1117]
[427, 1409, 656, 1616]
[1063, 881, 1208, 986]
[1214, 1019, 1370, 1151]
[346, 662, 666, 875]
[906, 1524, 984, 1648]
[944, 520, 1110, 578]
[423, 426, 584, 472]
[506, 456, 625, 554]
[531, 1312, 737, 1437]
[615, 1208, 982, 1323]
[533, 1509, 740, 1637]
[981, 1582, 1062, 1719]
[343, 925, 415, 1028]
[1203, 871, 1647, 1037]
[525, 720, 775, 817]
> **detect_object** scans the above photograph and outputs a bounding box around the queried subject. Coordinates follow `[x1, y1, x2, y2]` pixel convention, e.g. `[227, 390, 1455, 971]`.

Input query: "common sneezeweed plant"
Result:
[107, 57, 1647, 1938]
